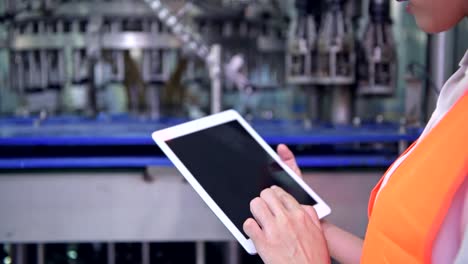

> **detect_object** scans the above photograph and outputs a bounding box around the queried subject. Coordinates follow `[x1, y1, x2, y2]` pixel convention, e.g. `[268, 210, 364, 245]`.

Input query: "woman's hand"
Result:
[275, 144, 363, 264]
[277, 144, 302, 177]
[244, 186, 331, 264]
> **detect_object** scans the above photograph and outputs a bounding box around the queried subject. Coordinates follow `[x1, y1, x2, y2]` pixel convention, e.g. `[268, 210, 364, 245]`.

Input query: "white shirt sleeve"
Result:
[454, 179, 468, 264]
[454, 225, 468, 264]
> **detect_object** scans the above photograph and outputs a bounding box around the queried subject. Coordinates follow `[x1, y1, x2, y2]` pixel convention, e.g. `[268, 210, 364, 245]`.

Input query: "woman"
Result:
[244, 0, 468, 263]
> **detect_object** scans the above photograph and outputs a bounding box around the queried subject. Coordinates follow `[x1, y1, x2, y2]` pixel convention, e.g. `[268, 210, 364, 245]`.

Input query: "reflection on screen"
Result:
[166, 120, 317, 238]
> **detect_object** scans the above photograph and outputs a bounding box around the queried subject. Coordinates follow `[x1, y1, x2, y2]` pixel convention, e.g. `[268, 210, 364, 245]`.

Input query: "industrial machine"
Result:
[0, 0, 423, 172]
[1, 0, 458, 263]
[0, 0, 403, 122]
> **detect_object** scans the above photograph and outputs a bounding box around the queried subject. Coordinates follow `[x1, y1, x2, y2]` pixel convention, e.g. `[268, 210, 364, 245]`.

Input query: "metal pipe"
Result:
[430, 32, 454, 89]
[225, 242, 240, 264]
[106, 243, 115, 264]
[141, 242, 150, 264]
[331, 86, 352, 125]
[305, 87, 319, 123]
[36, 244, 44, 264]
[195, 242, 205, 264]
[427, 30, 455, 118]
[12, 244, 25, 264]
[208, 44, 222, 114]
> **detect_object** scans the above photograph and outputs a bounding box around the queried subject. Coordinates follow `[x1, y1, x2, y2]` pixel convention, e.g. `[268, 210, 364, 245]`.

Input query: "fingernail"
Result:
[271, 185, 278, 189]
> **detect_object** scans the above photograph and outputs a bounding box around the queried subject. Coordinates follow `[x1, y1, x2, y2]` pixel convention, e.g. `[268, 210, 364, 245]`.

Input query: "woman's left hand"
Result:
[244, 186, 330, 264]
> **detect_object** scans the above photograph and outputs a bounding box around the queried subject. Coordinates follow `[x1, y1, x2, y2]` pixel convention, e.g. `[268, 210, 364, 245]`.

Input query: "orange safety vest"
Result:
[361, 91, 468, 263]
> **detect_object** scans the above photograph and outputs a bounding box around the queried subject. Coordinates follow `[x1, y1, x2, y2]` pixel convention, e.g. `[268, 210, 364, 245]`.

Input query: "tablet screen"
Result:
[166, 120, 317, 237]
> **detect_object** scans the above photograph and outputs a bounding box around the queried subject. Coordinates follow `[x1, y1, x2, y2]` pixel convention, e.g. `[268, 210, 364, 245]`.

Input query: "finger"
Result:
[277, 144, 301, 176]
[243, 218, 264, 241]
[271, 185, 301, 211]
[260, 188, 286, 216]
[250, 197, 274, 228]
[302, 205, 321, 229]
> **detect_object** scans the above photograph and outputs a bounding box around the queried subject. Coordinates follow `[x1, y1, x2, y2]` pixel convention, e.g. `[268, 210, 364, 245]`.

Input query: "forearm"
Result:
[321, 221, 363, 264]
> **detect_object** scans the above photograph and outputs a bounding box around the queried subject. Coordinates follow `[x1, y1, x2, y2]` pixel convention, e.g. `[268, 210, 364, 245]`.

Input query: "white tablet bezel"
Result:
[152, 109, 331, 254]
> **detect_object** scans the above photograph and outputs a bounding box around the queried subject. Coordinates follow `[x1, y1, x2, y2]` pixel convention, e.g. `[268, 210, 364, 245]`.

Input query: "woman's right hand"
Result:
[276, 143, 363, 264]
[277, 144, 302, 178]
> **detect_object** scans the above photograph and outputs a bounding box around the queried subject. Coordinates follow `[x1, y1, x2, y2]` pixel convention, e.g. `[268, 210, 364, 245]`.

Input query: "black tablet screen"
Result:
[166, 120, 317, 237]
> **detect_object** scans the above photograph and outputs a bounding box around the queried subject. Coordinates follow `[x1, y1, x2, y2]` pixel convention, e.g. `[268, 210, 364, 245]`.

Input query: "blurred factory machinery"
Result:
[286, 0, 397, 125]
[358, 0, 396, 97]
[1, 0, 465, 263]
[0, 0, 403, 124]
[1, 0, 183, 117]
[0, 0, 290, 120]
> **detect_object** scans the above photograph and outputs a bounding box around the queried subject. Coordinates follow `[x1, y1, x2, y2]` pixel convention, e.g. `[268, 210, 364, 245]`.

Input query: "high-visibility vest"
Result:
[361, 92, 468, 263]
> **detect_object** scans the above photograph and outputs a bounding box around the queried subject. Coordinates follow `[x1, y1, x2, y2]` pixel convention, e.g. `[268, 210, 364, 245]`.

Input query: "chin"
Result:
[417, 24, 445, 34]
[415, 15, 464, 34]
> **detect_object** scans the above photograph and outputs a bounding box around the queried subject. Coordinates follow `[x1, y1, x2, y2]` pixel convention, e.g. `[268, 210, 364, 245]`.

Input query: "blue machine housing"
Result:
[0, 115, 422, 170]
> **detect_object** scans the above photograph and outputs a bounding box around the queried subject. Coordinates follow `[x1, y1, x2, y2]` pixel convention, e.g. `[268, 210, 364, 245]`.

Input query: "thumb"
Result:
[277, 144, 301, 177]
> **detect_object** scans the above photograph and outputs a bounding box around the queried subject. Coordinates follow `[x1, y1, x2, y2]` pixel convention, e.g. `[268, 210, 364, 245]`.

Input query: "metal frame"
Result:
[0, 168, 238, 264]
[0, 169, 384, 264]
[12, 33, 180, 50]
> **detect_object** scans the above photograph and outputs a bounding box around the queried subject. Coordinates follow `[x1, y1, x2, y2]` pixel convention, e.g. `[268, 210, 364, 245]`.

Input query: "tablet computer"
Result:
[152, 109, 331, 254]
